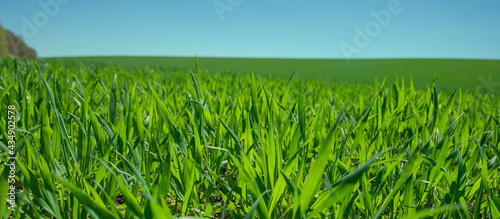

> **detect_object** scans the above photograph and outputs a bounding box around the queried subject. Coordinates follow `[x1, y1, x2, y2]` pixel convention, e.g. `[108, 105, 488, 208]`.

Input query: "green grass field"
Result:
[50, 56, 500, 90]
[1, 57, 500, 218]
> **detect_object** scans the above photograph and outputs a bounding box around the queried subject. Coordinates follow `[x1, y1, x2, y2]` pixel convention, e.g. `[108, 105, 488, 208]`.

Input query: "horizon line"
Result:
[41, 55, 500, 61]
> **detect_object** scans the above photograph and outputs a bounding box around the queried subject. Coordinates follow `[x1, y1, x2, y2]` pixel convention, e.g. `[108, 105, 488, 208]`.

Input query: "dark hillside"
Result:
[0, 23, 37, 59]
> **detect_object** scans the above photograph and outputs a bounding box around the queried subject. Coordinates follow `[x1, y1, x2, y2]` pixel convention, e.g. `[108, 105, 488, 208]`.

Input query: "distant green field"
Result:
[47, 56, 500, 90]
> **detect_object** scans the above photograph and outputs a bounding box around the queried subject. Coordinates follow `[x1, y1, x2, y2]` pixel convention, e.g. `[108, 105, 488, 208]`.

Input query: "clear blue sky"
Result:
[1, 0, 499, 59]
